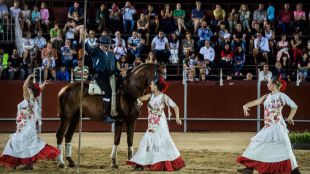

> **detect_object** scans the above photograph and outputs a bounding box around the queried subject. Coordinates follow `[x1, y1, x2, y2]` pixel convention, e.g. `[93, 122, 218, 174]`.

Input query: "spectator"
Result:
[160, 4, 174, 35]
[249, 22, 262, 53]
[63, 20, 82, 48]
[117, 55, 129, 78]
[85, 30, 97, 48]
[232, 23, 246, 51]
[40, 2, 49, 32]
[74, 59, 89, 81]
[96, 4, 109, 32]
[145, 4, 159, 34]
[212, 4, 226, 28]
[137, 13, 150, 45]
[99, 30, 111, 43]
[244, 72, 253, 80]
[276, 34, 290, 62]
[169, 33, 179, 64]
[217, 22, 229, 47]
[112, 31, 126, 48]
[8, 49, 25, 80]
[133, 57, 143, 68]
[191, 1, 205, 33]
[33, 30, 47, 52]
[228, 8, 238, 34]
[41, 42, 57, 80]
[233, 45, 245, 76]
[20, 3, 31, 31]
[277, 4, 293, 34]
[239, 4, 251, 32]
[266, 3, 275, 25]
[109, 3, 121, 33]
[290, 32, 303, 66]
[173, 3, 186, 34]
[22, 32, 34, 59]
[197, 21, 213, 48]
[280, 53, 292, 72]
[199, 40, 215, 67]
[200, 73, 206, 81]
[9, 1, 21, 18]
[273, 61, 289, 81]
[306, 40, 310, 57]
[50, 22, 63, 51]
[196, 54, 209, 78]
[259, 64, 272, 82]
[127, 31, 144, 58]
[68, 2, 84, 23]
[145, 51, 157, 64]
[121, 1, 136, 34]
[293, 3, 306, 33]
[61, 39, 77, 68]
[298, 53, 310, 82]
[56, 65, 69, 81]
[0, 49, 9, 79]
[252, 3, 267, 25]
[113, 38, 127, 61]
[253, 32, 269, 65]
[220, 43, 234, 74]
[182, 31, 195, 56]
[31, 5, 41, 33]
[151, 31, 170, 64]
[0, 0, 9, 30]
[264, 23, 275, 54]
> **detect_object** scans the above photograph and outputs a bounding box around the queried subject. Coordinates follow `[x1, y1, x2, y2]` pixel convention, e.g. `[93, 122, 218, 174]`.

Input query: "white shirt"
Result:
[152, 36, 168, 50]
[259, 70, 272, 82]
[85, 38, 98, 48]
[22, 38, 34, 50]
[199, 46, 215, 62]
[254, 37, 270, 52]
[114, 46, 127, 60]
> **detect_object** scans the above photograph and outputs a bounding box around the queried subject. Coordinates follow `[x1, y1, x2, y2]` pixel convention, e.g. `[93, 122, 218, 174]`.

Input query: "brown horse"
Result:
[56, 63, 162, 168]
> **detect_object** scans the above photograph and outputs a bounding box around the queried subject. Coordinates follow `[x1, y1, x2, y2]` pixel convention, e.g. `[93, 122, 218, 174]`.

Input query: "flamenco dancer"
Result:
[237, 76, 301, 174]
[127, 76, 185, 171]
[0, 73, 60, 170]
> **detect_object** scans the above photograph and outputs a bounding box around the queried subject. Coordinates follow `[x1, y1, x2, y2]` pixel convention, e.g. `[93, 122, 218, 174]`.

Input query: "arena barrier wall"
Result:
[0, 81, 309, 132]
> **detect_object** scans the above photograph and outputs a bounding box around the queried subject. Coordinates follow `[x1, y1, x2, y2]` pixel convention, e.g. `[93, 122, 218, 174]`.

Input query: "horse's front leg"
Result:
[110, 121, 123, 169]
[126, 120, 136, 160]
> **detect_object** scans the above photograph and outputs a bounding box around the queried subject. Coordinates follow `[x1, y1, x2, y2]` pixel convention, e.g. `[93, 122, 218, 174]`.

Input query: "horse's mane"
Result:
[126, 63, 159, 78]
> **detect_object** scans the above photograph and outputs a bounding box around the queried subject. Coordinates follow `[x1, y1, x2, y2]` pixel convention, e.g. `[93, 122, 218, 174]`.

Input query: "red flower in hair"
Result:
[278, 75, 287, 92]
[32, 83, 41, 98]
[159, 76, 169, 93]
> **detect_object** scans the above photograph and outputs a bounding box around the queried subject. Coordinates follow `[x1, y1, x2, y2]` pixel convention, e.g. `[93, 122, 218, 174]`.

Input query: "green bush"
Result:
[289, 131, 310, 144]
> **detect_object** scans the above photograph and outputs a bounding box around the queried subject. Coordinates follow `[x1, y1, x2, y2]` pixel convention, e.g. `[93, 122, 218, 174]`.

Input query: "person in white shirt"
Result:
[85, 30, 98, 48]
[114, 42, 127, 61]
[253, 32, 270, 65]
[151, 30, 170, 64]
[259, 64, 272, 82]
[22, 32, 34, 59]
[199, 40, 215, 66]
[112, 31, 126, 48]
[121, 1, 136, 34]
[9, 1, 21, 18]
[33, 30, 47, 51]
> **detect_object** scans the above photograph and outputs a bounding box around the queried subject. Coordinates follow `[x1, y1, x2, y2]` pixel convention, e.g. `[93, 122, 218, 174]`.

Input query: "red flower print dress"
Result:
[0, 99, 59, 168]
[237, 92, 299, 174]
[127, 93, 185, 171]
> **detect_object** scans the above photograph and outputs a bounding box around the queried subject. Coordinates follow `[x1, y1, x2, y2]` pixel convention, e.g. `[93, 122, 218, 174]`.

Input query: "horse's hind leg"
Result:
[56, 114, 71, 168]
[110, 121, 123, 169]
[126, 120, 136, 160]
[65, 113, 80, 168]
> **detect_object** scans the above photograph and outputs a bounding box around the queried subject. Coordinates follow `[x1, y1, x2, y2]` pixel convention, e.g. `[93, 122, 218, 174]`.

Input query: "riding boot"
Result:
[237, 167, 253, 174]
[102, 100, 115, 123]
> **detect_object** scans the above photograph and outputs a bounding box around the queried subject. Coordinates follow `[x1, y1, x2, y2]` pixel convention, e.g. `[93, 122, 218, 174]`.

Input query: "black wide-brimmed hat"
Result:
[98, 36, 114, 46]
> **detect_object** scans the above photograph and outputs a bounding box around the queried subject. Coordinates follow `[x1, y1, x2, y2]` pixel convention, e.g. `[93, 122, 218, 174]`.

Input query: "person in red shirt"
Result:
[277, 4, 293, 34]
[220, 43, 234, 75]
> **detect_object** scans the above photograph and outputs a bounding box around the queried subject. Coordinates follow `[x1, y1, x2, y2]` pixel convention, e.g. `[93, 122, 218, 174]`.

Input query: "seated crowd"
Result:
[0, 0, 309, 82]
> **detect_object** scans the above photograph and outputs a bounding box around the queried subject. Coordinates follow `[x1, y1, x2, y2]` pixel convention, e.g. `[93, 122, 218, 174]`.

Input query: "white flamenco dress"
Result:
[237, 92, 298, 174]
[0, 99, 59, 168]
[127, 93, 185, 171]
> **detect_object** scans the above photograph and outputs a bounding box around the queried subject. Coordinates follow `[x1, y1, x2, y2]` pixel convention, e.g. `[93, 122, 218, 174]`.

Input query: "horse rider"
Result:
[85, 35, 120, 123]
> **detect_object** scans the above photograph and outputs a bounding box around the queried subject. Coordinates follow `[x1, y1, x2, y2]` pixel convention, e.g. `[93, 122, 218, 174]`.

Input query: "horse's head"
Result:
[125, 63, 164, 97]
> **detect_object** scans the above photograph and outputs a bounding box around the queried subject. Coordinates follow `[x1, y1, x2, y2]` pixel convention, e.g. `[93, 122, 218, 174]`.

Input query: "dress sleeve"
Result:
[281, 93, 298, 109]
[164, 94, 176, 108]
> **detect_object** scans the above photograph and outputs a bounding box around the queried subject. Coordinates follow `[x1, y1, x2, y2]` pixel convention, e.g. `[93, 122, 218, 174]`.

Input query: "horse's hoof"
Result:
[66, 157, 76, 168]
[57, 163, 66, 168]
[111, 164, 119, 169]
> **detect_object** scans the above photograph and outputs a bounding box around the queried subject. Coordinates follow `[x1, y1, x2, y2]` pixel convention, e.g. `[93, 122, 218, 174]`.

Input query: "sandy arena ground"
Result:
[0, 132, 309, 174]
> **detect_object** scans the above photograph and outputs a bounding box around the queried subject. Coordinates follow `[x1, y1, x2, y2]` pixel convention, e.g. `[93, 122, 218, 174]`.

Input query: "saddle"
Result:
[88, 80, 105, 95]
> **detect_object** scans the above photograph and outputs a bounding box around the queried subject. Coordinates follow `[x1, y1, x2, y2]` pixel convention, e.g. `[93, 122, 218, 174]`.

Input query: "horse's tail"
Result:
[57, 85, 70, 118]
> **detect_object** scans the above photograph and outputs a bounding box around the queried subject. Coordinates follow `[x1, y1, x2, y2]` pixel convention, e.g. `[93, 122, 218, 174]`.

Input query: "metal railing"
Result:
[0, 15, 14, 43]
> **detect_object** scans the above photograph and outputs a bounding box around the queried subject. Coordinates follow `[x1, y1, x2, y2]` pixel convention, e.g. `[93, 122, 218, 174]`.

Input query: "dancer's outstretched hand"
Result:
[243, 105, 250, 117]
[176, 119, 182, 126]
[287, 117, 294, 125]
